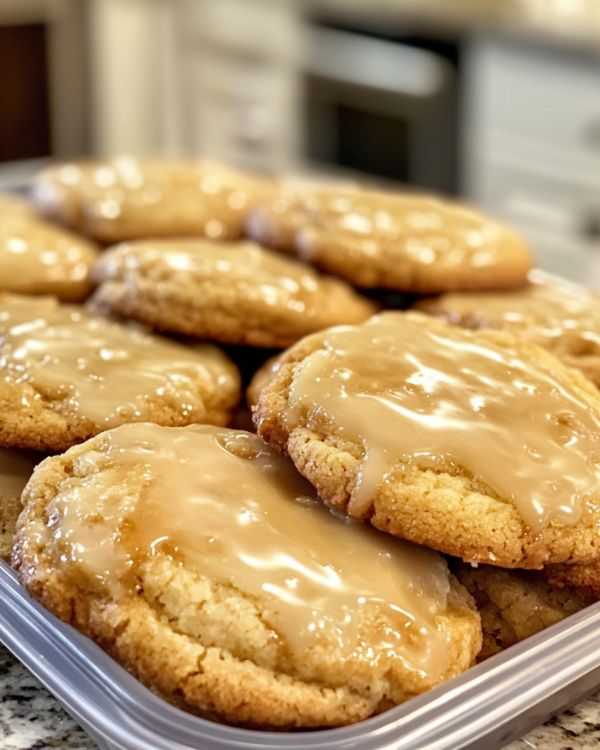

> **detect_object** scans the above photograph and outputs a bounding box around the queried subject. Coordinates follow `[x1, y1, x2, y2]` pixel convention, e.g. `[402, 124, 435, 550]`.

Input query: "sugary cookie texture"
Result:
[418, 270, 600, 387]
[0, 448, 37, 559]
[91, 240, 376, 348]
[0, 295, 240, 452]
[255, 312, 600, 569]
[456, 564, 590, 660]
[0, 199, 98, 301]
[247, 355, 282, 408]
[13, 423, 481, 728]
[247, 183, 532, 292]
[544, 557, 600, 600]
[33, 158, 269, 243]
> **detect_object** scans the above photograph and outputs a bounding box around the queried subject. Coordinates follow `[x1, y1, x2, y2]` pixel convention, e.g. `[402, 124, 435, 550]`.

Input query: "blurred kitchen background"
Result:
[2, 0, 600, 282]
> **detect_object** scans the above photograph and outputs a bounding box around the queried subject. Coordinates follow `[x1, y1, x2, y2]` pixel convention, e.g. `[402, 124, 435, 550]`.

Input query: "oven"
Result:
[302, 22, 461, 194]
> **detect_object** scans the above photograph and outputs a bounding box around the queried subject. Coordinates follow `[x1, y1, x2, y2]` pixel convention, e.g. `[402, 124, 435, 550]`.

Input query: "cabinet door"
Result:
[465, 38, 600, 178]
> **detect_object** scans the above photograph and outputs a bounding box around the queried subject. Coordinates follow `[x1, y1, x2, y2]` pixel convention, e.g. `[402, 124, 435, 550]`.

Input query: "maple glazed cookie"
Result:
[90, 240, 376, 348]
[255, 312, 600, 569]
[0, 194, 35, 218]
[247, 183, 532, 292]
[418, 270, 600, 387]
[33, 158, 269, 243]
[0, 201, 98, 301]
[13, 423, 481, 728]
[0, 449, 37, 559]
[0, 295, 240, 452]
[455, 564, 590, 660]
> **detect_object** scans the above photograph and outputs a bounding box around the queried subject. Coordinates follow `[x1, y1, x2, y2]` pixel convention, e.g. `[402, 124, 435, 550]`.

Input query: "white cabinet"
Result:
[464, 38, 600, 283]
[88, 0, 302, 171]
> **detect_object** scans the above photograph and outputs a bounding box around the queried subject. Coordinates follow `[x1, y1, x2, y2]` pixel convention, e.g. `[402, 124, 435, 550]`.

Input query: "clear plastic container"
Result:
[2, 173, 600, 747]
[2, 560, 600, 750]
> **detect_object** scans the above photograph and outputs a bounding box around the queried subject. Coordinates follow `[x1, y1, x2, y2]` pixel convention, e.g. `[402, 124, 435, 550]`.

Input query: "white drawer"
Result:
[468, 161, 600, 241]
[466, 39, 600, 160]
[190, 54, 294, 108]
[186, 91, 294, 170]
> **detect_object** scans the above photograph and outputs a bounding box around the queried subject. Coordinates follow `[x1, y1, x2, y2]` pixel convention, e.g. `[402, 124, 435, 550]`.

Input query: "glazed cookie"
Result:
[0, 194, 35, 218]
[0, 449, 38, 559]
[456, 564, 590, 660]
[90, 240, 376, 348]
[0, 209, 98, 301]
[247, 183, 532, 292]
[0, 295, 240, 452]
[418, 270, 600, 387]
[33, 158, 269, 243]
[13, 423, 481, 728]
[255, 312, 600, 569]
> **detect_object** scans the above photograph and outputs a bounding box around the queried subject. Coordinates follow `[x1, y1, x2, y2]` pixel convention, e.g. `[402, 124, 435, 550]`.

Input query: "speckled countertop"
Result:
[1, 644, 600, 750]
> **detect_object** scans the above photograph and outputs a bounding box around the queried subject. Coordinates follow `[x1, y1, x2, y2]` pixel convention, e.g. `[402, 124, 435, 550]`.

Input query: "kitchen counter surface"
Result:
[314, 0, 600, 52]
[2, 644, 600, 750]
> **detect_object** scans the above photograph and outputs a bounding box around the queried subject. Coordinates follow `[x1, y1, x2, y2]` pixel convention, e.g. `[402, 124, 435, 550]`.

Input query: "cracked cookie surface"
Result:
[91, 240, 376, 348]
[0, 294, 240, 452]
[455, 564, 590, 660]
[12, 423, 481, 728]
[255, 312, 600, 569]
[247, 183, 531, 292]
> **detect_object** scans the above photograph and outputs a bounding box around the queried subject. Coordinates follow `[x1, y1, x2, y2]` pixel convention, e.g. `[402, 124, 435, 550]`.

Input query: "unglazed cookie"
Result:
[0, 449, 37, 559]
[13, 423, 481, 728]
[90, 240, 376, 348]
[456, 564, 589, 660]
[0, 295, 240, 452]
[33, 158, 269, 243]
[0, 208, 98, 301]
[247, 355, 281, 408]
[247, 183, 532, 292]
[418, 270, 600, 387]
[255, 312, 600, 569]
[544, 558, 600, 600]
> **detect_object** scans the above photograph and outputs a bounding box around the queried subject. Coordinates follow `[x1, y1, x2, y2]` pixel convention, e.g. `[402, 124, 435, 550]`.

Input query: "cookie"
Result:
[90, 240, 376, 348]
[0, 208, 98, 302]
[255, 311, 600, 569]
[418, 270, 600, 387]
[0, 294, 240, 452]
[456, 564, 589, 660]
[247, 183, 532, 292]
[0, 449, 38, 559]
[13, 423, 481, 728]
[0, 194, 35, 218]
[33, 158, 269, 243]
[544, 558, 600, 600]
[247, 355, 281, 408]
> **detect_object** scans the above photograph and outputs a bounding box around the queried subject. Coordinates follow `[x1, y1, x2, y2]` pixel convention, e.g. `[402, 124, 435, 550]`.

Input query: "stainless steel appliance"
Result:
[303, 24, 459, 193]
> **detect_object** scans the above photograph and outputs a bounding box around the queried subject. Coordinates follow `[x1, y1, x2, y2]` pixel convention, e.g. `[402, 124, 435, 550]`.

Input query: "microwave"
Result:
[302, 23, 461, 194]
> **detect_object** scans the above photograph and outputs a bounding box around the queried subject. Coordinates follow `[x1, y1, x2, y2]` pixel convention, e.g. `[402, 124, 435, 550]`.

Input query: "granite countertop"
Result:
[2, 644, 600, 750]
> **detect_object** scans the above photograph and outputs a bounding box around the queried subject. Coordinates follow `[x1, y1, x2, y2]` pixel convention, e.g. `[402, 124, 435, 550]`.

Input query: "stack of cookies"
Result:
[1, 157, 599, 729]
